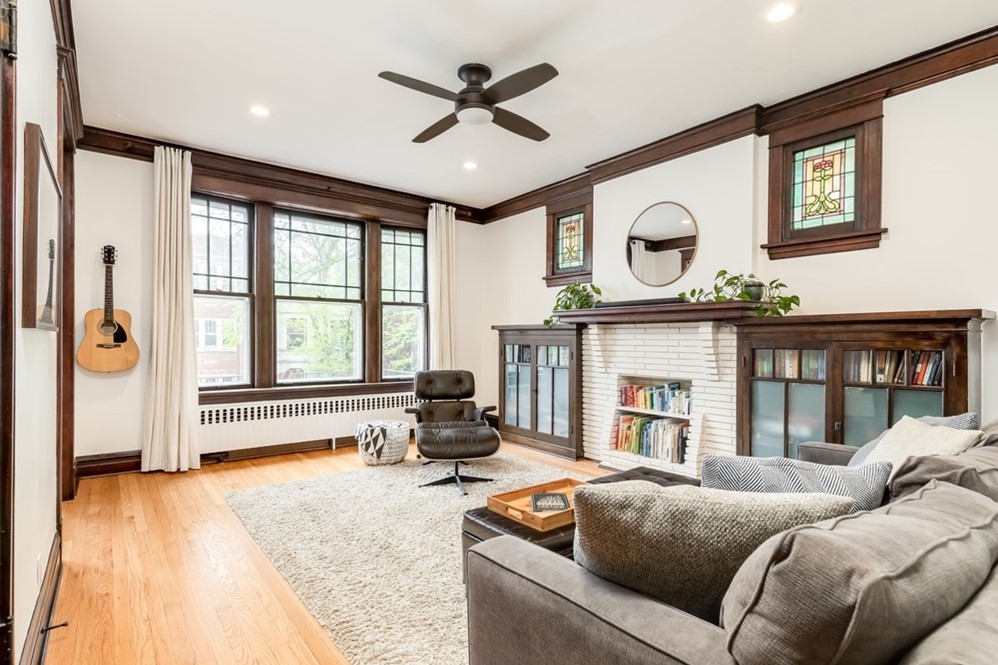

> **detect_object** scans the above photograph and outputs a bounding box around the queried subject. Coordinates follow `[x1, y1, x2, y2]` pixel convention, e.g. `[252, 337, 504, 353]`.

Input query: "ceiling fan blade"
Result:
[378, 71, 458, 102]
[492, 107, 550, 142]
[413, 113, 459, 143]
[482, 63, 558, 104]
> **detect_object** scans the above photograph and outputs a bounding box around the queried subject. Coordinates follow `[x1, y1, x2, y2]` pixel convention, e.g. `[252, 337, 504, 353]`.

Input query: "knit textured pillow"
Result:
[849, 412, 980, 467]
[702, 454, 892, 512]
[865, 416, 982, 480]
[572, 481, 853, 623]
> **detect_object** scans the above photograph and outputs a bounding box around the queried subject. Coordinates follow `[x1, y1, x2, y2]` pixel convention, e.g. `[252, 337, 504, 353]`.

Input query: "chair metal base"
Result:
[419, 461, 493, 495]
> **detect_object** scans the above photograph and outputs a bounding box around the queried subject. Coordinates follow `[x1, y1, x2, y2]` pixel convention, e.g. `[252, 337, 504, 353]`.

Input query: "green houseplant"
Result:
[678, 269, 799, 317]
[543, 282, 603, 327]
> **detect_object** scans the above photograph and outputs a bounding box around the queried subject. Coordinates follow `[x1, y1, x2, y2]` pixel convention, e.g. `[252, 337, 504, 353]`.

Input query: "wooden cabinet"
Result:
[493, 325, 583, 459]
[734, 310, 993, 457]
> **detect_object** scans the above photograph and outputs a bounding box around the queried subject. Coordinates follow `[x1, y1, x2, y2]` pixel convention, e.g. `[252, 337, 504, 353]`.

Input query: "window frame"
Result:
[191, 188, 427, 403]
[544, 190, 593, 287]
[763, 99, 886, 260]
[379, 226, 428, 381]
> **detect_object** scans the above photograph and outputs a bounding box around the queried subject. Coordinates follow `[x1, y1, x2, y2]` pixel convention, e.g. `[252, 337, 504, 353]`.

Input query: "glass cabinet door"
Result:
[749, 347, 826, 458]
[503, 344, 532, 429]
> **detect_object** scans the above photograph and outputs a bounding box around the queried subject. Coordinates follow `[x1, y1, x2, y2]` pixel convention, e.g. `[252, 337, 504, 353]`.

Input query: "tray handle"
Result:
[506, 507, 523, 520]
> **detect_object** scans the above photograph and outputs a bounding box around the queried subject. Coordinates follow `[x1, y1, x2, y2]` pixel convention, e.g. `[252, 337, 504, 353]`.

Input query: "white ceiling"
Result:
[73, 1, 998, 208]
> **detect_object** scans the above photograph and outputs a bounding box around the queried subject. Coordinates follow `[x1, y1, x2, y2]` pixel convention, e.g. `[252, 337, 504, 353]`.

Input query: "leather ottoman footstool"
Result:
[461, 507, 575, 582]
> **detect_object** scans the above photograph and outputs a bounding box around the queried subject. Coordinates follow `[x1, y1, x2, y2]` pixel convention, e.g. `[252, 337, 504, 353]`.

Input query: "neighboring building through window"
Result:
[191, 195, 252, 387]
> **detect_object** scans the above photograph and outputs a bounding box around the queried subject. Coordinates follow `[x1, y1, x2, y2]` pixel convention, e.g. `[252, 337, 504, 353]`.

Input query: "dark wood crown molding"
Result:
[51, 1, 84, 147]
[79, 127, 483, 226]
[761, 25, 998, 133]
[479, 172, 590, 224]
[587, 105, 764, 185]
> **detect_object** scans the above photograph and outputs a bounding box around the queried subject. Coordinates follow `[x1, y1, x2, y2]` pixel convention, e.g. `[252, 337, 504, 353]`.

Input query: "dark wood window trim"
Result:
[544, 189, 593, 287]
[192, 185, 427, 403]
[763, 98, 886, 260]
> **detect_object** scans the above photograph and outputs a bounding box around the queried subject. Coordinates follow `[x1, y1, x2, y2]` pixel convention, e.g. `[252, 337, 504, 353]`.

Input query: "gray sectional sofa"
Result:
[465, 443, 998, 665]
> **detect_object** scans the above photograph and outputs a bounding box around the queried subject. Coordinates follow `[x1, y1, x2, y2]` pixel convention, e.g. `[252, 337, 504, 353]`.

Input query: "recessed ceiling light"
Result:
[680, 219, 692, 225]
[249, 105, 271, 117]
[463, 161, 478, 171]
[766, 2, 798, 23]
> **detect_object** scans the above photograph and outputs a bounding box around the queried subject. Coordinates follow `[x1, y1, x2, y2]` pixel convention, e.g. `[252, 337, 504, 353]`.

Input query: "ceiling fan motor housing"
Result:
[455, 63, 495, 123]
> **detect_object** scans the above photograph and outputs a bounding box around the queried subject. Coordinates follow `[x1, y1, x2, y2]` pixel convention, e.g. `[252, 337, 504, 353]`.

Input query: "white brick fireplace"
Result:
[581, 321, 739, 477]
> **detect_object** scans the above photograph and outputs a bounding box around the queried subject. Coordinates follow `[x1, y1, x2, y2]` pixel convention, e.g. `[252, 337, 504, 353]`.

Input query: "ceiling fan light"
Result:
[456, 105, 494, 125]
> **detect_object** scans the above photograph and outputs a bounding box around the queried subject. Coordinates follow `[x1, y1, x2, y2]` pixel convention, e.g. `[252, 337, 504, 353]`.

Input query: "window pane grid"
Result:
[274, 210, 363, 300]
[381, 227, 426, 304]
[556, 212, 584, 270]
[192, 195, 252, 293]
[791, 137, 857, 231]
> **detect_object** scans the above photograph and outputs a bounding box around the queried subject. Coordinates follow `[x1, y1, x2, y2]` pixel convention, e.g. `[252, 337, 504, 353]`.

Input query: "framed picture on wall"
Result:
[21, 122, 62, 331]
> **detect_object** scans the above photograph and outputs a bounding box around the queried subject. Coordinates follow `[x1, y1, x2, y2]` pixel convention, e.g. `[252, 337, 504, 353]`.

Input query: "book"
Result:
[531, 492, 570, 512]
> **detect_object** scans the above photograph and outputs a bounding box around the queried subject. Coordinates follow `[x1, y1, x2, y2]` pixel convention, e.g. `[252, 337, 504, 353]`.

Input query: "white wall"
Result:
[74, 151, 155, 456]
[754, 65, 998, 421]
[13, 1, 60, 659]
[594, 136, 758, 300]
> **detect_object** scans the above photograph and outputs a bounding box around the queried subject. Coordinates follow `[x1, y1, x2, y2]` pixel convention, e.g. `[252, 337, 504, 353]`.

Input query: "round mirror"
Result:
[626, 202, 698, 286]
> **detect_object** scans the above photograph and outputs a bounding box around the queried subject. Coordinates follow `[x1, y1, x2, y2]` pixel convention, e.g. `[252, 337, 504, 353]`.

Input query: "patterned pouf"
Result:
[356, 420, 410, 465]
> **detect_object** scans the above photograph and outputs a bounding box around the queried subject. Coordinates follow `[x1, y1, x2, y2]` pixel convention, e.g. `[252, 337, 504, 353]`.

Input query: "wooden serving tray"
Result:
[487, 478, 587, 532]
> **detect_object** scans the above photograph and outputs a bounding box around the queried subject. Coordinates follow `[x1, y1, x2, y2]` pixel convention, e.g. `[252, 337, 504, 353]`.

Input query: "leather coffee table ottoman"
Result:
[460, 466, 699, 581]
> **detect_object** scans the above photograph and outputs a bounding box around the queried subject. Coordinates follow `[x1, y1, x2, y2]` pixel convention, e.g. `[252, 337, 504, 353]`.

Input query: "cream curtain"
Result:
[142, 147, 200, 472]
[629, 238, 649, 282]
[427, 202, 456, 370]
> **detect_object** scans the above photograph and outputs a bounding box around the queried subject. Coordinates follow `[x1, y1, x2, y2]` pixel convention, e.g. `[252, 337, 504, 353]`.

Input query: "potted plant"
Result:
[678, 269, 799, 317]
[543, 282, 603, 327]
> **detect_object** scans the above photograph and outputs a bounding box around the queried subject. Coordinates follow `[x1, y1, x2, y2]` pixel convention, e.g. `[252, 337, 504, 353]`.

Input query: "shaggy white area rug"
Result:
[226, 452, 589, 665]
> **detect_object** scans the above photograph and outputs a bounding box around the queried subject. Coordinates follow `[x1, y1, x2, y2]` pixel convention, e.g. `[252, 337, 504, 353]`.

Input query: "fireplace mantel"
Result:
[553, 300, 759, 325]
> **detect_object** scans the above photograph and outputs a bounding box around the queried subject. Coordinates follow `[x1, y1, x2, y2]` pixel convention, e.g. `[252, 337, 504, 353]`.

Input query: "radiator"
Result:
[198, 392, 417, 454]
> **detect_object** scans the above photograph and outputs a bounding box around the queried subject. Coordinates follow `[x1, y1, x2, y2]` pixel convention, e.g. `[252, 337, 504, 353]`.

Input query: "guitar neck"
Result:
[103, 264, 114, 323]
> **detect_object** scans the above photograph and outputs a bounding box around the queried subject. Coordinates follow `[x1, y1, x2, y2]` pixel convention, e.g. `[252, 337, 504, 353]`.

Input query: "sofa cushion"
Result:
[898, 563, 998, 665]
[864, 415, 981, 479]
[572, 481, 853, 623]
[701, 454, 891, 512]
[849, 412, 981, 467]
[721, 480, 998, 665]
[890, 444, 998, 502]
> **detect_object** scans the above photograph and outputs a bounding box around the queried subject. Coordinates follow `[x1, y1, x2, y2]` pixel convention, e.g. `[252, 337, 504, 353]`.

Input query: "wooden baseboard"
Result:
[76, 438, 341, 480]
[18, 532, 61, 665]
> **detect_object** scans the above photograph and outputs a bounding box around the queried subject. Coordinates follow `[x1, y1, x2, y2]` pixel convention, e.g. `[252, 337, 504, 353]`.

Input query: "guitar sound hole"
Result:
[99, 321, 117, 336]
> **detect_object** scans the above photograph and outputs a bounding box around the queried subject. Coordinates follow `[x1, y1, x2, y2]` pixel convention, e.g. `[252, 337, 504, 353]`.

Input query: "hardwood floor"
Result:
[46, 442, 603, 664]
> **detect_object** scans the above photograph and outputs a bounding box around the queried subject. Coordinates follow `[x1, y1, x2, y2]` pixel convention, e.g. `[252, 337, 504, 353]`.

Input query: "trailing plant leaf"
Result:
[678, 270, 800, 317]
[544, 282, 603, 327]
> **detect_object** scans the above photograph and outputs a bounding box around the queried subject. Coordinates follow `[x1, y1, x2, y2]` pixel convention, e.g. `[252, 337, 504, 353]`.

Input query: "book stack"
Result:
[910, 351, 943, 387]
[874, 350, 907, 384]
[618, 382, 690, 415]
[614, 416, 689, 463]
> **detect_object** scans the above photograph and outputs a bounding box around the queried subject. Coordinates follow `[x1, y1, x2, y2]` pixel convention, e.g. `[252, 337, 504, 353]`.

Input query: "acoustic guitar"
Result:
[77, 245, 140, 372]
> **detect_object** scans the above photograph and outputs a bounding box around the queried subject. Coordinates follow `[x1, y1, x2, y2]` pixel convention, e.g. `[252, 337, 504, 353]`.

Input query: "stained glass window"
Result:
[556, 212, 584, 270]
[791, 137, 856, 231]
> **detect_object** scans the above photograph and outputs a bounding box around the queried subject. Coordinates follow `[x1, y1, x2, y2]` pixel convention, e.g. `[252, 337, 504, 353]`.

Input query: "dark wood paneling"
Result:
[252, 202, 275, 389]
[587, 106, 763, 185]
[1, 41, 15, 658]
[75, 451, 142, 478]
[59, 146, 75, 500]
[481, 173, 590, 223]
[78, 439, 342, 479]
[80, 127, 480, 227]
[198, 380, 414, 405]
[16, 532, 61, 665]
[761, 26, 998, 132]
[364, 221, 382, 382]
[646, 235, 696, 253]
[553, 300, 760, 325]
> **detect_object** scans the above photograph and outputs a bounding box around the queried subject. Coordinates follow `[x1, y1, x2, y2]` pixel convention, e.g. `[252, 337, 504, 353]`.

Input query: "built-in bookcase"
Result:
[607, 375, 699, 468]
[735, 311, 992, 457]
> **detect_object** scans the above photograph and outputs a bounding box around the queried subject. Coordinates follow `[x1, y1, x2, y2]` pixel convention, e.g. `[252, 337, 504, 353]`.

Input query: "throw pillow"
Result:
[889, 445, 998, 502]
[721, 480, 998, 664]
[848, 412, 980, 467]
[864, 415, 981, 479]
[701, 454, 891, 512]
[572, 481, 853, 623]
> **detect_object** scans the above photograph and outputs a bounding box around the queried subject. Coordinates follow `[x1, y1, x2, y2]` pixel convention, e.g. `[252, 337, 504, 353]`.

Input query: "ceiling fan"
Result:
[378, 62, 558, 143]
